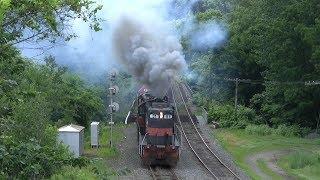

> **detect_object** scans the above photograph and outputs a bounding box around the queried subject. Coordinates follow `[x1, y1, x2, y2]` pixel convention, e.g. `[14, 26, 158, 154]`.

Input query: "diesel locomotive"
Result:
[126, 87, 181, 166]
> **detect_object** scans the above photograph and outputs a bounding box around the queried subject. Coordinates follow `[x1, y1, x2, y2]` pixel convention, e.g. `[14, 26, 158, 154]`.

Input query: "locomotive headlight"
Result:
[149, 114, 159, 119]
[160, 112, 163, 119]
[164, 114, 173, 119]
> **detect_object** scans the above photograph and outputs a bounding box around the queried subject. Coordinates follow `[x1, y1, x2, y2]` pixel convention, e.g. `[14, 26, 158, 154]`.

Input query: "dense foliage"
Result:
[0, 0, 101, 47]
[189, 0, 320, 130]
[207, 104, 258, 128]
[0, 47, 104, 178]
[0, 0, 105, 179]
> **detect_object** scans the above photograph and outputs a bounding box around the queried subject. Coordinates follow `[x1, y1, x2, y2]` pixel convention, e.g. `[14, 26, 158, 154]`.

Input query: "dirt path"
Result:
[246, 150, 294, 180]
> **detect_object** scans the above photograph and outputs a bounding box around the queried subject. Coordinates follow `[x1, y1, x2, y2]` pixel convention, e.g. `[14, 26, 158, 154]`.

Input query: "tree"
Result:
[0, 0, 102, 49]
[189, 0, 320, 129]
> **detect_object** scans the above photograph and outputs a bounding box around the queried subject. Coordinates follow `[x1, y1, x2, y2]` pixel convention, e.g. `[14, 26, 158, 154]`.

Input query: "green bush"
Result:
[70, 156, 90, 168]
[273, 124, 300, 137]
[0, 134, 92, 179]
[0, 136, 74, 179]
[286, 151, 320, 169]
[193, 92, 209, 107]
[208, 104, 258, 129]
[245, 124, 272, 136]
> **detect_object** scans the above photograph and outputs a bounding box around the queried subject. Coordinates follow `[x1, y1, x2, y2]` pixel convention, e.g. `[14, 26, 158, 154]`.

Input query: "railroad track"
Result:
[171, 82, 240, 180]
[149, 166, 179, 180]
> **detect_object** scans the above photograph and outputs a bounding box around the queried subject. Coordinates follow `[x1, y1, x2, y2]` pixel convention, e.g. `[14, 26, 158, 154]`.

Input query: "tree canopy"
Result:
[0, 0, 102, 48]
[189, 0, 320, 129]
[0, 1, 104, 178]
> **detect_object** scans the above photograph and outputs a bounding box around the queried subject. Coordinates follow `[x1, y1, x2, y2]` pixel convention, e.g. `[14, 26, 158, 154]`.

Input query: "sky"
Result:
[18, 0, 227, 83]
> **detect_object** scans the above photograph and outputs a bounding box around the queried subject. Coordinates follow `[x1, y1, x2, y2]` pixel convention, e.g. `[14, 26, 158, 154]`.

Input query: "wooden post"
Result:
[317, 111, 320, 133]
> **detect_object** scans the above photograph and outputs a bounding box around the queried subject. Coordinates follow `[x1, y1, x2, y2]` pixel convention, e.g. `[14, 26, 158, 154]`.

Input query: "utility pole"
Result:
[108, 69, 119, 147]
[234, 78, 239, 111]
[317, 111, 320, 134]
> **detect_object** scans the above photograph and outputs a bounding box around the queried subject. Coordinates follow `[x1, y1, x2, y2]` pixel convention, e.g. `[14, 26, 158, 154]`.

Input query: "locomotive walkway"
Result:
[171, 82, 241, 180]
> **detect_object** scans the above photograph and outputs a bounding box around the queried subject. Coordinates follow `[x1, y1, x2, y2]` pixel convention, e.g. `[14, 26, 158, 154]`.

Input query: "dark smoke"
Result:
[112, 15, 187, 97]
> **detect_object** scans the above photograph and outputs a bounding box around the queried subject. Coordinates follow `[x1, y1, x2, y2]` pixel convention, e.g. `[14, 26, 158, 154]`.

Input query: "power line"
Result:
[211, 76, 320, 86]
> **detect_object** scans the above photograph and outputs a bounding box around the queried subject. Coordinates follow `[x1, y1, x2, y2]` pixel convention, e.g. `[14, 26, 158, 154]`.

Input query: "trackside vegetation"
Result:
[279, 151, 320, 179]
[214, 129, 320, 179]
[0, 48, 105, 178]
[189, 0, 320, 132]
[51, 123, 127, 179]
[189, 1, 320, 178]
[0, 0, 108, 179]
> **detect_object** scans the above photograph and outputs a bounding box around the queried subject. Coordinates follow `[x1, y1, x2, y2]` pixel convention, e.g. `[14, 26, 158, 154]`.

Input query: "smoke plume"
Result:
[112, 15, 187, 97]
[19, 0, 228, 86]
[191, 21, 227, 50]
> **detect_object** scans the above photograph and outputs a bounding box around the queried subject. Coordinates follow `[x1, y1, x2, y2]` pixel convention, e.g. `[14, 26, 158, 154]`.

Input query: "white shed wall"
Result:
[90, 123, 99, 146]
[79, 130, 84, 155]
[58, 132, 80, 157]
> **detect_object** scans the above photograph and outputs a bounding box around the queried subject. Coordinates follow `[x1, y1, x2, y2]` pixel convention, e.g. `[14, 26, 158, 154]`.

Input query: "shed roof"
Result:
[58, 124, 85, 132]
[91, 121, 100, 125]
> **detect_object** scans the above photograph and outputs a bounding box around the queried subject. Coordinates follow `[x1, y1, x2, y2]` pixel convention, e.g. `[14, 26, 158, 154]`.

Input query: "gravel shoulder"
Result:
[106, 123, 212, 179]
[104, 119, 249, 179]
[106, 123, 151, 179]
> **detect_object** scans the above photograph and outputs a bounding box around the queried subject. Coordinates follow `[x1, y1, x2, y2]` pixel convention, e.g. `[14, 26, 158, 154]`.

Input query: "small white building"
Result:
[90, 122, 100, 147]
[58, 124, 85, 157]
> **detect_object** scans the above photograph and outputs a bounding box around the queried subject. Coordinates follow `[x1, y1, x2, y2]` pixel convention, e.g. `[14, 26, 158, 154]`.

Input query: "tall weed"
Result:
[286, 151, 320, 169]
[245, 124, 272, 136]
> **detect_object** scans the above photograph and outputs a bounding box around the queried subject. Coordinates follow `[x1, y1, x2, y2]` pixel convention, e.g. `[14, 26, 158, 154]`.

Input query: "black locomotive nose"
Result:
[136, 89, 180, 167]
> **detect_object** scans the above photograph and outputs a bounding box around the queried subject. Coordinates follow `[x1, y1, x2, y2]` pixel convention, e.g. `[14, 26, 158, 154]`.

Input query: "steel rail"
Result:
[173, 82, 241, 179]
[171, 85, 219, 179]
[176, 82, 240, 179]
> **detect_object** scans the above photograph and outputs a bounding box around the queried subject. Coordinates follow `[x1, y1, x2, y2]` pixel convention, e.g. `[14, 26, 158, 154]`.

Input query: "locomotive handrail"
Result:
[141, 134, 147, 145]
[140, 134, 147, 156]
[125, 99, 137, 124]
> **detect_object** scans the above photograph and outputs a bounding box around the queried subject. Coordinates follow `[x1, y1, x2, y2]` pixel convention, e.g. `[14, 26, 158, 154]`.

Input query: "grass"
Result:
[51, 122, 127, 180]
[214, 129, 320, 180]
[50, 158, 123, 180]
[84, 123, 126, 159]
[257, 159, 282, 180]
[50, 166, 97, 180]
[279, 150, 320, 180]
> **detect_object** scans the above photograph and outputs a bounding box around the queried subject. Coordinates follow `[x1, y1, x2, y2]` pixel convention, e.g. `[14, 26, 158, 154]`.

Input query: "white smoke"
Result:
[112, 15, 187, 97]
[191, 21, 227, 50]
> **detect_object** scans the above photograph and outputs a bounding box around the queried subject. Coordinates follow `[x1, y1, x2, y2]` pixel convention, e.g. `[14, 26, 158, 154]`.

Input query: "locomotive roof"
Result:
[151, 102, 169, 107]
[148, 102, 173, 111]
[149, 107, 173, 111]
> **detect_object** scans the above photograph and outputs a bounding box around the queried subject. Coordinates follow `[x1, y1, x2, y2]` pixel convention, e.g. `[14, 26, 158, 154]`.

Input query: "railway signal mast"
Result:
[108, 69, 119, 147]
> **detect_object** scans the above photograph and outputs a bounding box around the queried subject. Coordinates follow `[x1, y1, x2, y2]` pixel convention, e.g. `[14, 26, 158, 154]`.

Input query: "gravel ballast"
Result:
[107, 119, 249, 179]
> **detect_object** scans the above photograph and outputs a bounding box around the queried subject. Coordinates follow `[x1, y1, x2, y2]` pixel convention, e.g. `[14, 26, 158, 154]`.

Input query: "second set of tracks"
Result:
[171, 82, 240, 180]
